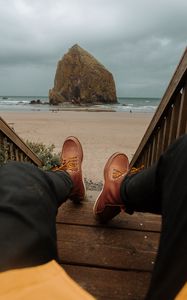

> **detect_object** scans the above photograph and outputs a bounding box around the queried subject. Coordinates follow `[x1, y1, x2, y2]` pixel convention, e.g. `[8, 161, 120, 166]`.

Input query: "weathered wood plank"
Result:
[57, 202, 161, 232]
[57, 223, 159, 271]
[56, 192, 160, 299]
[63, 264, 151, 300]
[56, 192, 161, 232]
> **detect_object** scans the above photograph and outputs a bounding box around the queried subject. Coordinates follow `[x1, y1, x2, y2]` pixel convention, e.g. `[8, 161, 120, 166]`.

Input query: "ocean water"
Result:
[0, 96, 160, 113]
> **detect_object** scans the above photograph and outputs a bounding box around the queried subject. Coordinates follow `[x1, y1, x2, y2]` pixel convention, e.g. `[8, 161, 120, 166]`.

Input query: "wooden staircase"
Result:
[1, 47, 187, 299]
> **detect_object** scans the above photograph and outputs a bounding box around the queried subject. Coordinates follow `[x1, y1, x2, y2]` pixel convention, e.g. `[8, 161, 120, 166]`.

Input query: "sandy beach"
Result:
[1, 111, 153, 182]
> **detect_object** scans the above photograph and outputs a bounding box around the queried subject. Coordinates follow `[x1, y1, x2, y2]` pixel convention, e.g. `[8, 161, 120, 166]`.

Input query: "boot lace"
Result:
[112, 168, 126, 179]
[129, 165, 144, 175]
[52, 156, 78, 172]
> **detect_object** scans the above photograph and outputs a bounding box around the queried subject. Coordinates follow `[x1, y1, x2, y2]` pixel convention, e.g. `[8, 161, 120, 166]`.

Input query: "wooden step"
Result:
[56, 191, 161, 300]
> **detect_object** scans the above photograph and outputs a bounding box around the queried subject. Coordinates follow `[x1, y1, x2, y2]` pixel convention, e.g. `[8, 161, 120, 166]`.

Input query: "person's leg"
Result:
[120, 164, 161, 215]
[0, 161, 72, 271]
[0, 136, 85, 272]
[144, 135, 187, 300]
[94, 135, 187, 300]
[121, 135, 187, 300]
[93, 153, 161, 220]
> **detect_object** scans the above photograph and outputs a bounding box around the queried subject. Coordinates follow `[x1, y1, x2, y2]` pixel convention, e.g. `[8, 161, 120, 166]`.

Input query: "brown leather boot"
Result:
[93, 152, 129, 222]
[53, 136, 85, 203]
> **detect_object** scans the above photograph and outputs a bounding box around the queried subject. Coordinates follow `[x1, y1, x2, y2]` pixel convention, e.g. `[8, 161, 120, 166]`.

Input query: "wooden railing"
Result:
[130, 47, 187, 169]
[0, 116, 43, 167]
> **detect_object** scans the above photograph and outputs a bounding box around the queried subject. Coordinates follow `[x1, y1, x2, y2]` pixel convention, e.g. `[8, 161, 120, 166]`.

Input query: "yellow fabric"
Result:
[0, 260, 95, 300]
[175, 283, 187, 300]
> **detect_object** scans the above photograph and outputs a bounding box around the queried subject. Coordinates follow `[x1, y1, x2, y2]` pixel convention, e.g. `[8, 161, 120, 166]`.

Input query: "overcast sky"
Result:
[0, 0, 186, 98]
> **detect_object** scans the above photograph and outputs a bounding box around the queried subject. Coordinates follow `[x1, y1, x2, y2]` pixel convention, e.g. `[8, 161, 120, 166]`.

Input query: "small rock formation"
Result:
[49, 44, 117, 105]
[30, 99, 42, 104]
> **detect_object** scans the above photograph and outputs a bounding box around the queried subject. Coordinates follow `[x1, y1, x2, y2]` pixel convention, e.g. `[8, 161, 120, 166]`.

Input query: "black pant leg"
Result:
[145, 135, 187, 300]
[121, 135, 187, 300]
[120, 164, 161, 214]
[0, 161, 73, 272]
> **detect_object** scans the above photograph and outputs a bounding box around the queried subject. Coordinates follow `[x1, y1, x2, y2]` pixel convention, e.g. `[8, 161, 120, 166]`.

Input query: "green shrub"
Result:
[0, 140, 60, 170]
[25, 140, 60, 170]
[0, 143, 8, 166]
[0, 146, 5, 166]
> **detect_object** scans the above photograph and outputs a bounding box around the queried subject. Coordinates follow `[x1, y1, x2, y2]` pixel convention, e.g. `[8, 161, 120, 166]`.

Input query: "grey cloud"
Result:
[0, 0, 186, 96]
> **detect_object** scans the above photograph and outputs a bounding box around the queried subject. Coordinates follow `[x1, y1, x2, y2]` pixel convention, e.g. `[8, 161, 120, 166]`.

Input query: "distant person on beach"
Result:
[0, 136, 187, 300]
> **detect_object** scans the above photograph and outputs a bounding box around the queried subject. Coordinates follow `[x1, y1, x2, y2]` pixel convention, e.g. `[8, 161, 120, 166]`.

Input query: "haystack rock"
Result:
[49, 44, 117, 105]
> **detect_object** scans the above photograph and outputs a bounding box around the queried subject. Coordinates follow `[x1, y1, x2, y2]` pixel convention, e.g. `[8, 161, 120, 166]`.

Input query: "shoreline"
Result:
[0, 96, 160, 114]
[0, 106, 155, 113]
[0, 106, 156, 113]
[1, 110, 153, 182]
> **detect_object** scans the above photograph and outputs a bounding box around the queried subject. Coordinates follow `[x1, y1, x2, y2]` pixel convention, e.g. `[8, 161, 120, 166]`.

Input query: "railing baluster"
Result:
[152, 131, 159, 164]
[147, 142, 153, 167]
[168, 93, 181, 144]
[150, 136, 156, 165]
[144, 148, 149, 168]
[10, 143, 14, 160]
[176, 83, 187, 137]
[155, 127, 161, 162]
[15, 148, 19, 161]
[163, 108, 173, 151]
